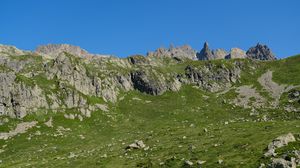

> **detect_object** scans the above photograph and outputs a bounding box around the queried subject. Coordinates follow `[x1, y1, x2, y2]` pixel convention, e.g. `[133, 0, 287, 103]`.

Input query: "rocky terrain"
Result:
[0, 42, 299, 167]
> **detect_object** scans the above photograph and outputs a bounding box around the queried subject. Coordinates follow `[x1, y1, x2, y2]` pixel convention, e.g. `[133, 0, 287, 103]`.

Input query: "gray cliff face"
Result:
[246, 43, 276, 60]
[0, 72, 48, 118]
[184, 62, 242, 92]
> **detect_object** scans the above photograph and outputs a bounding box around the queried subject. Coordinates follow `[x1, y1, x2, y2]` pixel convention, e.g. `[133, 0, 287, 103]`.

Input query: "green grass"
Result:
[0, 86, 299, 167]
[271, 55, 300, 85]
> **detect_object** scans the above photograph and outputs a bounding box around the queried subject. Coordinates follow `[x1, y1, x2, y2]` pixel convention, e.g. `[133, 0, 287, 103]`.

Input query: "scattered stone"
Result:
[79, 134, 85, 139]
[126, 140, 146, 150]
[95, 104, 109, 112]
[64, 114, 75, 120]
[259, 163, 265, 168]
[189, 124, 195, 127]
[44, 117, 53, 127]
[101, 154, 107, 158]
[78, 115, 83, 121]
[196, 160, 206, 165]
[35, 131, 41, 136]
[68, 152, 76, 159]
[184, 160, 193, 166]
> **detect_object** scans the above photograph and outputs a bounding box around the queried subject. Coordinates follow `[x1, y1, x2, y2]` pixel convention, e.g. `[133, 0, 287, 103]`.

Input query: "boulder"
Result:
[265, 133, 296, 157]
[126, 140, 146, 150]
[268, 158, 296, 168]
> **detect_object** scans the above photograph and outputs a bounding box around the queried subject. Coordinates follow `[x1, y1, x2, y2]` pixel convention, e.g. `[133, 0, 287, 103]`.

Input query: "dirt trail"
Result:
[258, 70, 297, 107]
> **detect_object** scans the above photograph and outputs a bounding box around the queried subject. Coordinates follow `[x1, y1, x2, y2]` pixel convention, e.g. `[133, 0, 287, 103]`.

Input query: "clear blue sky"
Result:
[1, 0, 299, 58]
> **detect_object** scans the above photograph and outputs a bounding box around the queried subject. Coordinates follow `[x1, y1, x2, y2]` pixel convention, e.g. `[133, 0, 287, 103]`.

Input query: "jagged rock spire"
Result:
[197, 42, 214, 60]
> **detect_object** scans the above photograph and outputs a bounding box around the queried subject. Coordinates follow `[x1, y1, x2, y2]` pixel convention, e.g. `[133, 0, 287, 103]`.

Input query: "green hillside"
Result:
[0, 53, 299, 168]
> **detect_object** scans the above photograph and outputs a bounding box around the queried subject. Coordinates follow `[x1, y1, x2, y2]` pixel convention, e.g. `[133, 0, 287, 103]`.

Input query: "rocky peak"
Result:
[36, 44, 90, 58]
[212, 49, 228, 59]
[226, 48, 247, 59]
[246, 43, 276, 60]
[196, 42, 214, 60]
[0, 44, 27, 56]
[147, 45, 197, 60]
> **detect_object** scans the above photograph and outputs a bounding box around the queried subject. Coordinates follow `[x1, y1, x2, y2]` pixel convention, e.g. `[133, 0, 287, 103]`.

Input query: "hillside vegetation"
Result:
[0, 44, 299, 167]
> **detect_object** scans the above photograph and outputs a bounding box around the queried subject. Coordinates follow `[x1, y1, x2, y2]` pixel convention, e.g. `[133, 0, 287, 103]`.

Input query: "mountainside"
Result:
[0, 43, 299, 168]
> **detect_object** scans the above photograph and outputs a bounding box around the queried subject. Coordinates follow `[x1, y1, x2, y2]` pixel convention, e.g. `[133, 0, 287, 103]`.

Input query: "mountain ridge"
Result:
[0, 42, 278, 61]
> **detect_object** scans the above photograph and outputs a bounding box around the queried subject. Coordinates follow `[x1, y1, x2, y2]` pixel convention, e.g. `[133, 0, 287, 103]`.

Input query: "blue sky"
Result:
[1, 0, 299, 58]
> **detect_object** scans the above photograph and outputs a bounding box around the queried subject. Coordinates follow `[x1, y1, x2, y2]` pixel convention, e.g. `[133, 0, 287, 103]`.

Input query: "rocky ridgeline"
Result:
[0, 42, 276, 118]
[147, 42, 277, 61]
[36, 44, 111, 58]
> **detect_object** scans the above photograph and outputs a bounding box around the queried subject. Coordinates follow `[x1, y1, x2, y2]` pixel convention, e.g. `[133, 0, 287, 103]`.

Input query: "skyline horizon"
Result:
[1, 0, 299, 58]
[0, 41, 293, 59]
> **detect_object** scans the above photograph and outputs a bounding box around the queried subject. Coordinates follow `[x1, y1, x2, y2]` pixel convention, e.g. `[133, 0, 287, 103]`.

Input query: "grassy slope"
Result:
[0, 55, 300, 167]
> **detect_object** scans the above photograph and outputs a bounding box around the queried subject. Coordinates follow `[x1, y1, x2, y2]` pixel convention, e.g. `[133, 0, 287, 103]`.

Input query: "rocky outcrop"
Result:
[131, 71, 168, 95]
[226, 48, 247, 59]
[147, 45, 197, 60]
[0, 42, 281, 119]
[36, 44, 110, 58]
[265, 133, 296, 157]
[36, 44, 90, 58]
[268, 158, 296, 168]
[196, 42, 214, 60]
[263, 133, 299, 168]
[0, 72, 48, 118]
[197, 43, 247, 60]
[184, 62, 241, 92]
[128, 55, 149, 65]
[0, 45, 27, 56]
[246, 43, 276, 60]
[212, 49, 228, 59]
